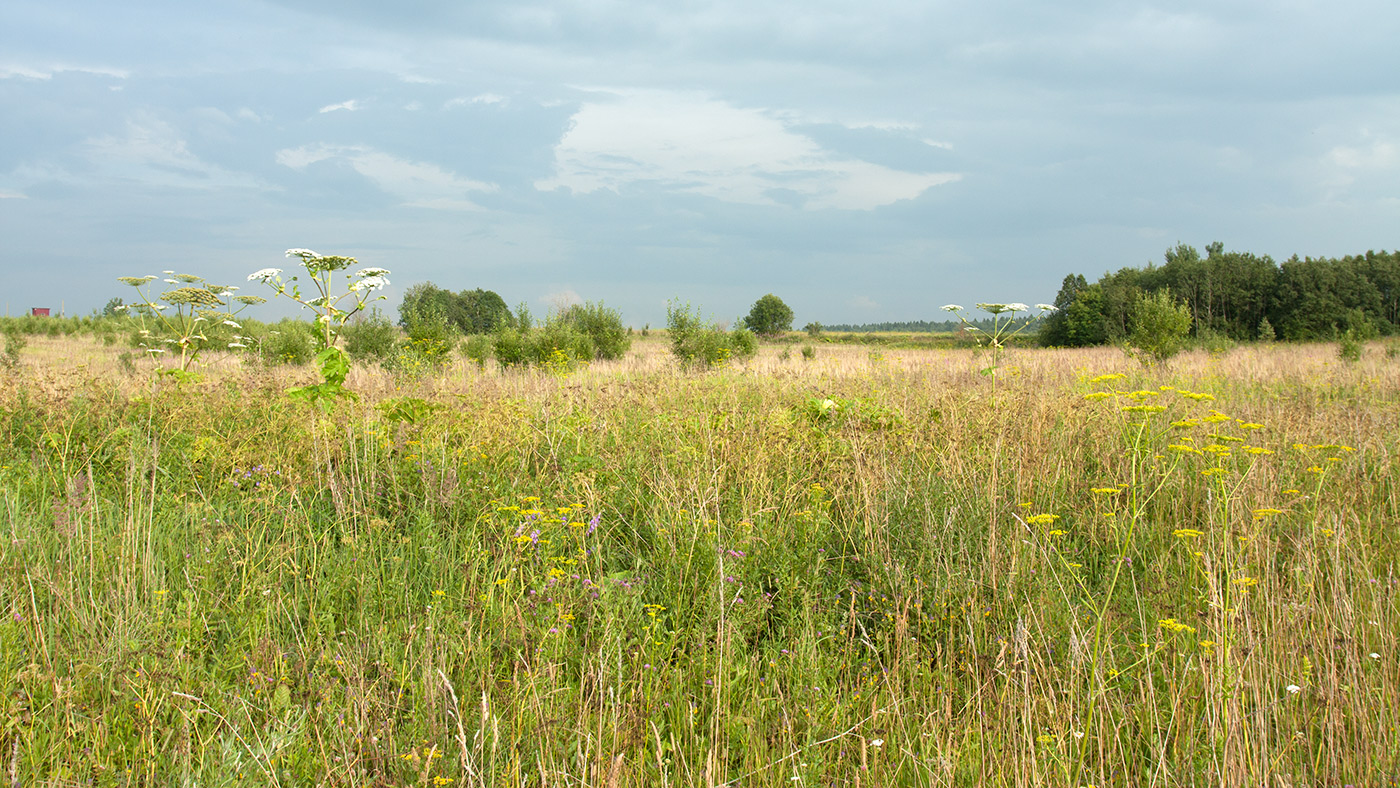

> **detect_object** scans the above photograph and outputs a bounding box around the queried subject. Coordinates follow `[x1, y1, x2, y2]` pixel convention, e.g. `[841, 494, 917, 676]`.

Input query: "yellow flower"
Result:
[1173, 528, 1204, 539]
[1159, 618, 1197, 635]
[1026, 513, 1060, 526]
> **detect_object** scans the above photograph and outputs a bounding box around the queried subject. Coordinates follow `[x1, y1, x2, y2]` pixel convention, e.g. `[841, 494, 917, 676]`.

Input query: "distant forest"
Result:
[832, 244, 1398, 346]
[1038, 244, 1398, 346]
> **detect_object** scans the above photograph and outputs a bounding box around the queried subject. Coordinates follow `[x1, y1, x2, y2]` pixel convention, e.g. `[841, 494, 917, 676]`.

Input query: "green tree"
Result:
[1064, 284, 1109, 347]
[742, 294, 794, 337]
[1127, 289, 1193, 366]
[1039, 274, 1088, 346]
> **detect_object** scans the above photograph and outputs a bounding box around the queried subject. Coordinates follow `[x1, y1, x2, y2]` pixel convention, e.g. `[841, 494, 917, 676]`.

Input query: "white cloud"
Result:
[319, 99, 361, 113]
[444, 93, 506, 109]
[0, 64, 128, 80]
[1318, 132, 1399, 196]
[83, 115, 266, 190]
[536, 89, 958, 210]
[276, 143, 497, 210]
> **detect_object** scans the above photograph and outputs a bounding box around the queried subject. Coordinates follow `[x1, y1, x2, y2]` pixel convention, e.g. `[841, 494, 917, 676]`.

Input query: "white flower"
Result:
[869, 738, 884, 748]
[1005, 302, 1030, 312]
[222, 320, 242, 328]
[941, 304, 963, 312]
[1370, 652, 1381, 660]
[248, 268, 282, 282]
[228, 341, 248, 349]
[145, 348, 167, 354]
[355, 267, 390, 278]
[162, 270, 175, 275]
[349, 275, 389, 292]
[1036, 303, 1058, 311]
[1286, 684, 1301, 694]
[164, 278, 178, 284]
[285, 248, 320, 259]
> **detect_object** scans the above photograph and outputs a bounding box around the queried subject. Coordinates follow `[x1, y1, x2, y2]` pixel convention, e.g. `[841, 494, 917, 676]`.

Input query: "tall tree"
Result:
[743, 294, 795, 337]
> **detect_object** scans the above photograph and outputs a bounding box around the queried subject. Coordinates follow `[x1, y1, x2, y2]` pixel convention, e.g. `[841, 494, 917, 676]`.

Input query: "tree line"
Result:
[1040, 244, 1400, 346]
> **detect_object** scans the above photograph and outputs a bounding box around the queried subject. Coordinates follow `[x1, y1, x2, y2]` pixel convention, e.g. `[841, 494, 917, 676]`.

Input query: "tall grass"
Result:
[0, 336, 1396, 786]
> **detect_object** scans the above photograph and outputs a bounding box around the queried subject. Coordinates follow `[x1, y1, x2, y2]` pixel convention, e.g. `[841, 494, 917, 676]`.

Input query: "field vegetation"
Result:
[0, 324, 1397, 786]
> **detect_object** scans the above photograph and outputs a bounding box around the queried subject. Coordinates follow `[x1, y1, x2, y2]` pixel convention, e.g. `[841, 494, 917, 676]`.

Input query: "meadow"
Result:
[1, 335, 1397, 786]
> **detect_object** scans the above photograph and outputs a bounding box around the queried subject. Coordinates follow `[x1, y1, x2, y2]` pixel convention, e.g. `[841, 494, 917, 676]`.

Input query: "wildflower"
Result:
[248, 268, 282, 282]
[222, 320, 242, 328]
[940, 304, 963, 312]
[1090, 487, 1120, 495]
[285, 248, 319, 259]
[1089, 373, 1125, 383]
[349, 275, 390, 291]
[1025, 513, 1059, 526]
[1244, 446, 1273, 455]
[1172, 528, 1204, 539]
[1034, 303, 1057, 311]
[1084, 392, 1111, 401]
[1286, 684, 1301, 694]
[1252, 508, 1285, 519]
[1159, 618, 1197, 634]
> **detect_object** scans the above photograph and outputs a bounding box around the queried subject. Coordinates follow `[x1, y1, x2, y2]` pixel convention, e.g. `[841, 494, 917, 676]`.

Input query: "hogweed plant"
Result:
[249, 248, 390, 408]
[115, 271, 260, 377]
[941, 302, 1056, 389]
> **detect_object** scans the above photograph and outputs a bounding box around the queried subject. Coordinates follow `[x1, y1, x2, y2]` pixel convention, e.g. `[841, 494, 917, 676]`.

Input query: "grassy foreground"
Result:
[1, 338, 1398, 786]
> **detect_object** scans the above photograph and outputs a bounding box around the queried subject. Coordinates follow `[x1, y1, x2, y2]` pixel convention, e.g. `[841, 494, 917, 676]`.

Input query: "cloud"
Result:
[276, 143, 498, 210]
[444, 93, 506, 109]
[82, 115, 266, 190]
[0, 190, 27, 199]
[319, 99, 361, 113]
[536, 89, 958, 210]
[0, 64, 129, 80]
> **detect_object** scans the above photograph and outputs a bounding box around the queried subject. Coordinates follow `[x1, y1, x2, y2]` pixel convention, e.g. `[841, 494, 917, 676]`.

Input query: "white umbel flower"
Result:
[248, 268, 282, 282]
[349, 275, 389, 292]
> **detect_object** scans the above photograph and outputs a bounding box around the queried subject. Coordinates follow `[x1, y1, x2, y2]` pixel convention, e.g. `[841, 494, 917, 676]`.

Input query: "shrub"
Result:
[667, 300, 757, 368]
[341, 309, 399, 364]
[801, 344, 816, 361]
[555, 302, 630, 360]
[1127, 290, 1192, 366]
[1338, 329, 1363, 363]
[257, 319, 317, 366]
[461, 334, 493, 369]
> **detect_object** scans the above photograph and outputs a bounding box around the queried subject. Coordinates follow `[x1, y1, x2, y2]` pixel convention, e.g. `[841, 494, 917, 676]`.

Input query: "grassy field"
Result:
[1, 336, 1397, 786]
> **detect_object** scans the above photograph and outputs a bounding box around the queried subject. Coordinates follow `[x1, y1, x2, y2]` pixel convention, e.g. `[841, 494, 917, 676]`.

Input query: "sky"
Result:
[2, 0, 1398, 327]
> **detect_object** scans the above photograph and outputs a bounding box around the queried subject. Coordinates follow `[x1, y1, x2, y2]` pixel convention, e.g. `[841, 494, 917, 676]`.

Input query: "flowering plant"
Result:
[115, 271, 261, 374]
[250, 249, 390, 409]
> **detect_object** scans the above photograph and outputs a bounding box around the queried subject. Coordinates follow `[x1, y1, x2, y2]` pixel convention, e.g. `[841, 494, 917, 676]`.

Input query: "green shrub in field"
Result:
[487, 302, 627, 370]
[1127, 289, 1192, 366]
[396, 302, 457, 372]
[256, 319, 317, 366]
[555, 301, 630, 360]
[1338, 329, 1363, 362]
[461, 334, 493, 369]
[341, 309, 399, 364]
[801, 343, 816, 360]
[666, 300, 757, 367]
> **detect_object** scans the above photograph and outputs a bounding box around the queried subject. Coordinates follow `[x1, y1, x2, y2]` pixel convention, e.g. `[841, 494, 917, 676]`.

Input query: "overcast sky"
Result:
[3, 0, 1397, 326]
